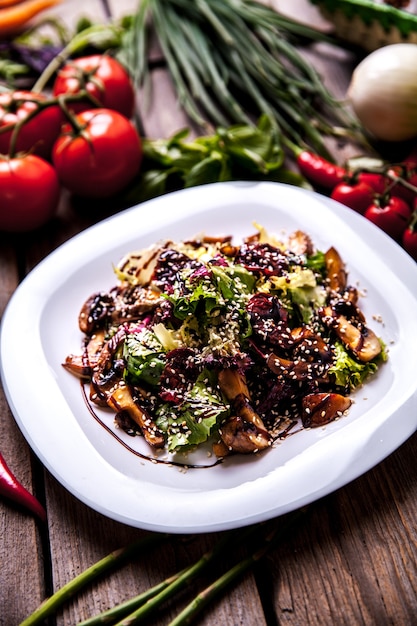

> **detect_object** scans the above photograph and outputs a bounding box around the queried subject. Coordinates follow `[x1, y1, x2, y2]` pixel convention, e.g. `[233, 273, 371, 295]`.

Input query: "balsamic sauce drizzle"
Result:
[80, 381, 223, 469]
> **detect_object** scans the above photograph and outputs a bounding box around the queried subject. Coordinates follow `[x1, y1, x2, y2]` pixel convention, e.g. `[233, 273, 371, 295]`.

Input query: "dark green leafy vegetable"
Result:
[124, 330, 166, 386]
[329, 340, 387, 390]
[124, 115, 309, 204]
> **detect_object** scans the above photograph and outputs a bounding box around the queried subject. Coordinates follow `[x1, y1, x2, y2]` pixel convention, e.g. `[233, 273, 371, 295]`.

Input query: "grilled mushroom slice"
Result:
[302, 392, 352, 427]
[217, 415, 270, 454]
[89, 328, 165, 448]
[287, 230, 314, 256]
[267, 353, 313, 381]
[63, 331, 106, 379]
[290, 327, 332, 363]
[320, 305, 381, 362]
[116, 241, 170, 286]
[218, 369, 265, 430]
[79, 292, 114, 334]
[325, 246, 347, 293]
[110, 285, 162, 324]
[78, 285, 162, 335]
[107, 384, 165, 449]
[217, 368, 271, 454]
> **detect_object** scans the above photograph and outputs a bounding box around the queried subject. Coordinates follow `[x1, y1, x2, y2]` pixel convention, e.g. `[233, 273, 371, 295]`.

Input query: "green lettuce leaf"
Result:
[123, 329, 166, 386]
[156, 370, 229, 452]
[329, 341, 382, 390]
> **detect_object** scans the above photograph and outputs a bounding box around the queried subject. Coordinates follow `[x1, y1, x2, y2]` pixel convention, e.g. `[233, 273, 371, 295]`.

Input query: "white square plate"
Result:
[1, 181, 417, 533]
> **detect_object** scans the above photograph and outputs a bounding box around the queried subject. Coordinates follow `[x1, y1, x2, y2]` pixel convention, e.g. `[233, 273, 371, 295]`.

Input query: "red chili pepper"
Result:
[296, 150, 346, 190]
[0, 451, 46, 521]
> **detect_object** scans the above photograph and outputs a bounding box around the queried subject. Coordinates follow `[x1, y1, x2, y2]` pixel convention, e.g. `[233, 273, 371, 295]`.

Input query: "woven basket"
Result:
[310, 0, 417, 50]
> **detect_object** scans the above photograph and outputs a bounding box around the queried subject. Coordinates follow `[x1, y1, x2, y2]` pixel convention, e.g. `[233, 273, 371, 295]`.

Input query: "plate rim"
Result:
[1, 180, 417, 533]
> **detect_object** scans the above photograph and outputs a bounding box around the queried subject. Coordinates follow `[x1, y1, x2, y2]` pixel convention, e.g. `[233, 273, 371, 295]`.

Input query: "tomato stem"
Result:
[386, 169, 417, 195]
[5, 90, 104, 157]
[32, 22, 125, 93]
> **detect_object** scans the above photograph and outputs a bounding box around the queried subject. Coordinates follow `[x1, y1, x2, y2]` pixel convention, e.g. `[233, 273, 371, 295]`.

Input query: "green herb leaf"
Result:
[156, 370, 229, 451]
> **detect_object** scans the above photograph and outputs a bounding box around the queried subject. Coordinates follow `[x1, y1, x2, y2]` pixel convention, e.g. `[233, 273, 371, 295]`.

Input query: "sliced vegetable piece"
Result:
[217, 369, 270, 454]
[63, 331, 105, 379]
[218, 369, 265, 431]
[302, 392, 352, 428]
[107, 384, 165, 449]
[325, 246, 347, 293]
[320, 305, 382, 362]
[217, 415, 270, 455]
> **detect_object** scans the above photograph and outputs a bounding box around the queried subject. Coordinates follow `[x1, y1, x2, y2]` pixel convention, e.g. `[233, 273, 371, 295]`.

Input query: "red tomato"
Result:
[0, 155, 60, 232]
[52, 108, 142, 198]
[331, 182, 375, 214]
[402, 226, 417, 260]
[364, 196, 411, 241]
[0, 90, 63, 160]
[357, 172, 388, 195]
[52, 55, 135, 119]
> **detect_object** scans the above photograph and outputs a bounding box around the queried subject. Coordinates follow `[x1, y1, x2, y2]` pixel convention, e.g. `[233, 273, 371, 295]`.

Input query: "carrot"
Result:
[0, 0, 61, 37]
[0, 451, 46, 521]
[0, 0, 28, 8]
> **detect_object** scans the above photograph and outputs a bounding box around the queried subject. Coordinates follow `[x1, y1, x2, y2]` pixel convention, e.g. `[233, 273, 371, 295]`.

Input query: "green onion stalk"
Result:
[120, 0, 365, 157]
[21, 509, 308, 626]
[19, 533, 169, 626]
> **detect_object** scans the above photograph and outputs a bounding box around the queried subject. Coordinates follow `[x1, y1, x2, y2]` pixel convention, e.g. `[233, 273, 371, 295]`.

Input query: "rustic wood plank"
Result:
[46, 475, 268, 626]
[266, 433, 417, 625]
[0, 449, 45, 625]
[0, 236, 46, 625]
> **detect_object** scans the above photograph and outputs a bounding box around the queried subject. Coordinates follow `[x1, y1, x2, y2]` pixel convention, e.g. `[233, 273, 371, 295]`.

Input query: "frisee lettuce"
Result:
[266, 267, 327, 323]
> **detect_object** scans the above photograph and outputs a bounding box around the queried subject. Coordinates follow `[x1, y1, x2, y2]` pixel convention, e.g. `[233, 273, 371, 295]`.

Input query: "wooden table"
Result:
[1, 1, 417, 624]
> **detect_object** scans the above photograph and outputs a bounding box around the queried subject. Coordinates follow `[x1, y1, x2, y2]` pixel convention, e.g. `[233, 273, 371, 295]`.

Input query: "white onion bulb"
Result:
[348, 43, 417, 142]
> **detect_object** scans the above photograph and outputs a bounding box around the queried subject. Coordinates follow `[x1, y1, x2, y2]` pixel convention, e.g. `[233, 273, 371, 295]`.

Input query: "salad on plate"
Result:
[64, 223, 387, 461]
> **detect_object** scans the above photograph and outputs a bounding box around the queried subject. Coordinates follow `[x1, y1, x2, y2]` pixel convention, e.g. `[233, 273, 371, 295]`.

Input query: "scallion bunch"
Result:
[121, 0, 362, 156]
